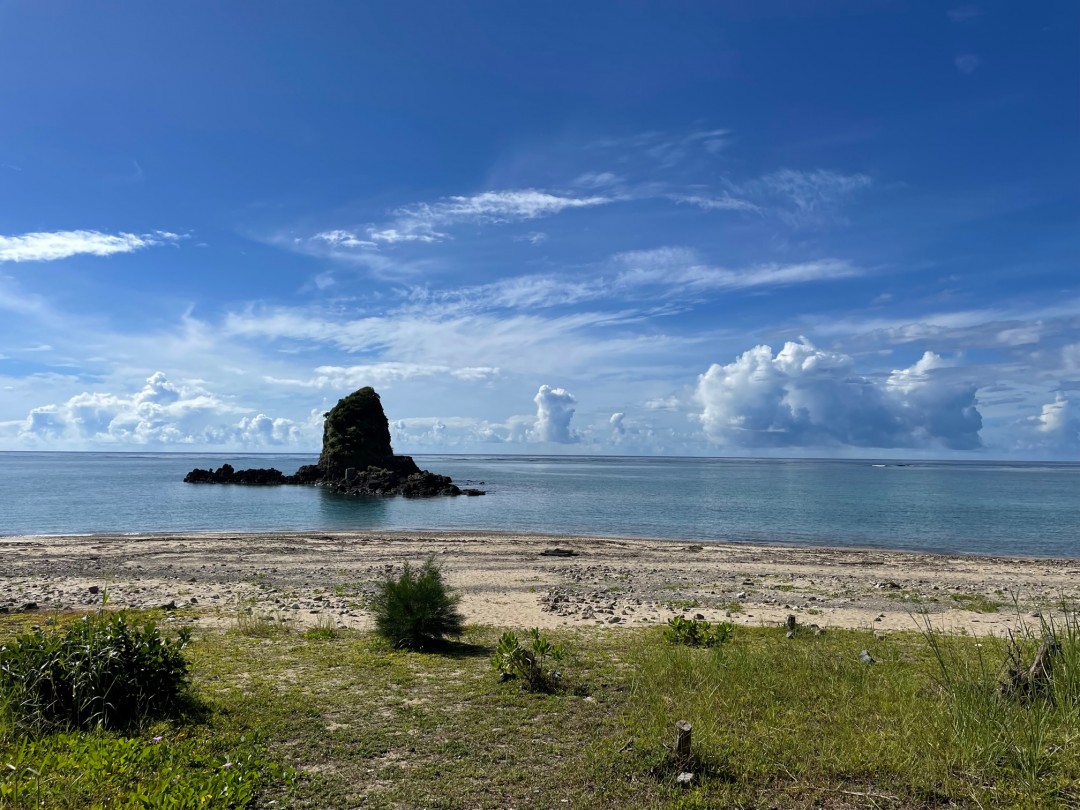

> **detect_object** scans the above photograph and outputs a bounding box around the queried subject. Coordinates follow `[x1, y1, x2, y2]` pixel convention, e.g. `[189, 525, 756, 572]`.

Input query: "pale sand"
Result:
[1, 532, 1076, 636]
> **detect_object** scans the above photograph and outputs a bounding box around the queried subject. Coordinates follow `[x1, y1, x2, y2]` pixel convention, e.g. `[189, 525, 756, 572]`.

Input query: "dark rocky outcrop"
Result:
[183, 387, 482, 498]
[184, 464, 289, 485]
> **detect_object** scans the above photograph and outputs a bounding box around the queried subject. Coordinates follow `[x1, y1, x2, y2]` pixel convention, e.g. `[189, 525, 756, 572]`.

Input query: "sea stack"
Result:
[184, 386, 482, 497]
[317, 386, 415, 477]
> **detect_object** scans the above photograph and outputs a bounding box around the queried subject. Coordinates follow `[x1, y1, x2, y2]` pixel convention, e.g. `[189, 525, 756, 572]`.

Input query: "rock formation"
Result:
[183, 387, 482, 497]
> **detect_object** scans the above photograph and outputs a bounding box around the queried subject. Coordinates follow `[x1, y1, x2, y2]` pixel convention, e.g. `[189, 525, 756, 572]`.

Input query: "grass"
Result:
[2, 607, 1079, 808]
[950, 592, 1004, 613]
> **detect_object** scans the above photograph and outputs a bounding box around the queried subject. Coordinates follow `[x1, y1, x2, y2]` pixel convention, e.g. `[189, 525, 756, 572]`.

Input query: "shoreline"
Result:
[2, 531, 1077, 636]
[5, 527, 1078, 563]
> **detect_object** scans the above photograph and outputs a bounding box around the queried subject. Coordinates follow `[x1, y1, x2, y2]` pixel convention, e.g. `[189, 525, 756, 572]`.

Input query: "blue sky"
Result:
[1, 1, 1077, 458]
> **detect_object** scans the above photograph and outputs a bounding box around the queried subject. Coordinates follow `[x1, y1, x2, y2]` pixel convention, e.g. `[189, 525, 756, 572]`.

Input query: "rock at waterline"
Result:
[183, 386, 483, 498]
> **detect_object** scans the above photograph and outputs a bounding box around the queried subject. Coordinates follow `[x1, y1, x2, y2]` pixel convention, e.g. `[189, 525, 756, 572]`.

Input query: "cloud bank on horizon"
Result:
[0, 3, 1077, 459]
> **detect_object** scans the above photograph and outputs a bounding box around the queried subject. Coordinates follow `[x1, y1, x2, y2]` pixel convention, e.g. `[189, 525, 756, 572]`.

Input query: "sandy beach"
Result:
[1, 531, 1076, 636]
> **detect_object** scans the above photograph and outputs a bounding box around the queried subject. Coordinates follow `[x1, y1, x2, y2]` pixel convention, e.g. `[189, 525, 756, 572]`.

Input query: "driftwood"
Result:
[1001, 633, 1060, 700]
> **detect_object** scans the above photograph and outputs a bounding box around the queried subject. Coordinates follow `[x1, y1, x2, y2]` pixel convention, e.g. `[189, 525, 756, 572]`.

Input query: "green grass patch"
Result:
[2, 607, 1079, 808]
[950, 592, 1003, 613]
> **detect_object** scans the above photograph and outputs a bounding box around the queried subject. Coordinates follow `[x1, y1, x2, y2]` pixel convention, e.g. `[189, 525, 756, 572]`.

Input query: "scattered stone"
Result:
[607, 616, 621, 624]
[88, 585, 99, 594]
[859, 649, 875, 665]
[676, 772, 695, 787]
[540, 548, 579, 557]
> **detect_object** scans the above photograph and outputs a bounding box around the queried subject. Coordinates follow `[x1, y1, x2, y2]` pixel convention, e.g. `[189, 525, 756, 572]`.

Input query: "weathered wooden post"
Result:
[675, 720, 692, 761]
[785, 614, 797, 638]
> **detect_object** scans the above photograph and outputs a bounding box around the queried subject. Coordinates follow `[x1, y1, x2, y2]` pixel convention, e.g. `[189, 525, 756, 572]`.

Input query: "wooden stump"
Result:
[1003, 634, 1061, 700]
[675, 720, 692, 761]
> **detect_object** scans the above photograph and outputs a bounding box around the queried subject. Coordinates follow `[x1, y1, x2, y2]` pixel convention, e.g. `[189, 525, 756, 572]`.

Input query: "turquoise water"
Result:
[0, 452, 1077, 558]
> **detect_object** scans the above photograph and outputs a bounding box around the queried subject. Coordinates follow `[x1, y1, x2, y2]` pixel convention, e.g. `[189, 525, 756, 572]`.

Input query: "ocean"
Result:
[1, 452, 1077, 558]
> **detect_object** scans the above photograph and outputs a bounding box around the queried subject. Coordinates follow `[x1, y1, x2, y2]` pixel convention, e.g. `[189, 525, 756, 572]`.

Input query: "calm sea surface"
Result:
[1, 452, 1077, 558]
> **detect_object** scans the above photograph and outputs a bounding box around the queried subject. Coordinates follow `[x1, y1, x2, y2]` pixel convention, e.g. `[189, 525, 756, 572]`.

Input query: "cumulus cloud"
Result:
[0, 230, 182, 262]
[1030, 394, 1079, 450]
[696, 339, 982, 450]
[6, 372, 314, 448]
[532, 384, 579, 443]
[610, 412, 626, 435]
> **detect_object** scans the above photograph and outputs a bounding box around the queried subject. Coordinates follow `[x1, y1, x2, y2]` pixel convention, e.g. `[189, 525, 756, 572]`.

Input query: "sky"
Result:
[0, 1, 1077, 459]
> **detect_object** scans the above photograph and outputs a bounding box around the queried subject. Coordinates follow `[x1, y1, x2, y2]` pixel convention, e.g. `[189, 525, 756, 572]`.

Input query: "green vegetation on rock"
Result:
[317, 386, 396, 477]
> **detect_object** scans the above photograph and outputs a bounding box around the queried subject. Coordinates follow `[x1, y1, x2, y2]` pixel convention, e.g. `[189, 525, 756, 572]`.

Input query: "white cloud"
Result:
[5, 372, 316, 448]
[955, 54, 981, 75]
[1062, 343, 1080, 371]
[1019, 394, 1080, 455]
[265, 362, 499, 389]
[669, 193, 761, 213]
[515, 231, 549, 245]
[644, 396, 680, 411]
[948, 5, 981, 22]
[0, 230, 182, 263]
[610, 411, 626, 440]
[532, 384, 579, 443]
[1034, 394, 1076, 436]
[696, 339, 982, 450]
[573, 171, 623, 189]
[613, 248, 861, 293]
[312, 229, 376, 249]
[740, 169, 872, 228]
[309, 188, 612, 251]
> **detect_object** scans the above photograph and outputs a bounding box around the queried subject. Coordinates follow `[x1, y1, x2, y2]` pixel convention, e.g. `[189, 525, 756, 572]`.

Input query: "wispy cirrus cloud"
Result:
[265, 362, 499, 389]
[739, 169, 873, 228]
[397, 250, 863, 317]
[310, 188, 611, 250]
[0, 230, 183, 263]
[668, 168, 871, 227]
[611, 248, 861, 293]
[947, 5, 981, 22]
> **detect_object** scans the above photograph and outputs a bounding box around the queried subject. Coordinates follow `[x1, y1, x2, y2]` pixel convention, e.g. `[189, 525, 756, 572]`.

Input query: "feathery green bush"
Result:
[371, 559, 464, 649]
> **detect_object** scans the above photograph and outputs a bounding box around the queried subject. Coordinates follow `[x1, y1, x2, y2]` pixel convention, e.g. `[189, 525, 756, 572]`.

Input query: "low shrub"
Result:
[371, 558, 464, 649]
[491, 628, 565, 692]
[664, 616, 734, 648]
[0, 613, 191, 732]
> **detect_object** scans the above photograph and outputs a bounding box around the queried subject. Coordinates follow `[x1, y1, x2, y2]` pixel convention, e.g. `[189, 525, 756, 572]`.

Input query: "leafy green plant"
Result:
[664, 616, 734, 648]
[491, 628, 566, 692]
[0, 612, 191, 732]
[371, 558, 464, 649]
